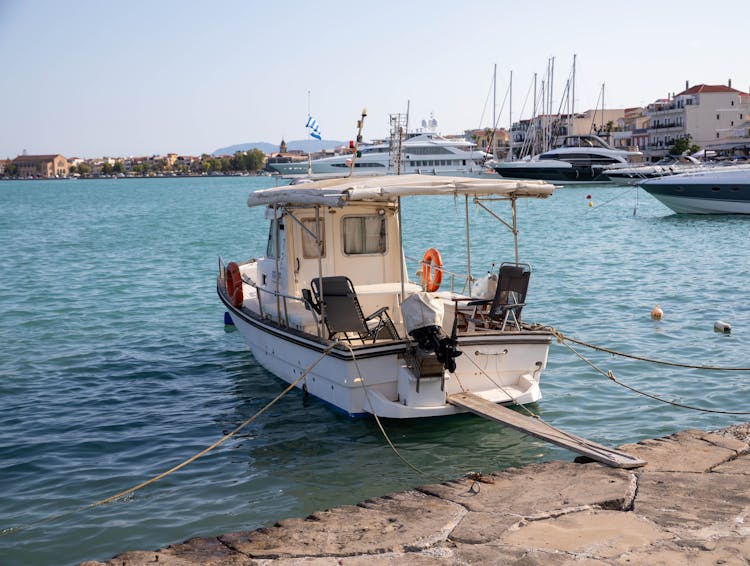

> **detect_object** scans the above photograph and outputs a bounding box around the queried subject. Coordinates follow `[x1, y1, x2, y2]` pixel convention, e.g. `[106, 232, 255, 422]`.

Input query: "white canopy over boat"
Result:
[247, 174, 555, 208]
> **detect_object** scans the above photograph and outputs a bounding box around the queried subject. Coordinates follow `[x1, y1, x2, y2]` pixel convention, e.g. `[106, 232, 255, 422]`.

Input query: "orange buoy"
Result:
[225, 262, 244, 308]
[421, 248, 443, 292]
[650, 304, 663, 320]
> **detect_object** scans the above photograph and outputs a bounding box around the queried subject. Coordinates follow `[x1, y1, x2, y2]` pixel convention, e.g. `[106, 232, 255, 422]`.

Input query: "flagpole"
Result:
[348, 108, 367, 178]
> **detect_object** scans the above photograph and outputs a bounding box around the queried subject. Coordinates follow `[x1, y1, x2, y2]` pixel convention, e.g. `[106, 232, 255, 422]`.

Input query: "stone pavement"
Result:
[83, 423, 750, 565]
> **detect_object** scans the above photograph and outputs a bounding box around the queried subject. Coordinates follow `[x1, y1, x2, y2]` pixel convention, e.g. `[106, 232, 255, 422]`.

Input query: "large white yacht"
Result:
[493, 135, 643, 184]
[268, 132, 494, 178]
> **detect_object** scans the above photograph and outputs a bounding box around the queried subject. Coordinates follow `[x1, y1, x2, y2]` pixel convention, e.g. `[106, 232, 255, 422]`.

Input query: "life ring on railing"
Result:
[225, 262, 244, 308]
[421, 248, 443, 292]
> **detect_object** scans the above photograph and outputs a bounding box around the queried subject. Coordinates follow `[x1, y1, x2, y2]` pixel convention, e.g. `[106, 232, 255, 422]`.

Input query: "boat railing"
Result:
[245, 276, 325, 335]
[405, 255, 473, 295]
[218, 256, 322, 336]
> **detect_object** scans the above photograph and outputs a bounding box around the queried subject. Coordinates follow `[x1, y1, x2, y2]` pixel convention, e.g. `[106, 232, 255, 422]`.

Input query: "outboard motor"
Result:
[401, 293, 462, 373]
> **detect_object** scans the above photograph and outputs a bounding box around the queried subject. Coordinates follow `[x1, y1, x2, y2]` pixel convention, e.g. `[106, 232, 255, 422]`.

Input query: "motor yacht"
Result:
[267, 133, 494, 178]
[640, 165, 750, 214]
[493, 135, 642, 184]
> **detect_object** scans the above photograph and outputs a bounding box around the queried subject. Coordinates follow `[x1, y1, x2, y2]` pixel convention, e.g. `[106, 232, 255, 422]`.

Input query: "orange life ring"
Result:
[225, 262, 243, 308]
[421, 248, 443, 292]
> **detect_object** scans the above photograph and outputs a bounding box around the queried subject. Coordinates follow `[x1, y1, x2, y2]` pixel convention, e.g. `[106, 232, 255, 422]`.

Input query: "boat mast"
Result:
[348, 108, 367, 177]
[532, 72, 537, 157]
[389, 103, 408, 175]
[508, 69, 512, 160]
[548, 56, 555, 149]
[570, 54, 576, 136]
[601, 82, 606, 142]
[492, 63, 497, 158]
[307, 90, 313, 175]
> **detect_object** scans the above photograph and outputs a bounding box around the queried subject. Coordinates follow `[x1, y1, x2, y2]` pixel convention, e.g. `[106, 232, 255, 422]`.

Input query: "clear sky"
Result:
[1, 0, 747, 158]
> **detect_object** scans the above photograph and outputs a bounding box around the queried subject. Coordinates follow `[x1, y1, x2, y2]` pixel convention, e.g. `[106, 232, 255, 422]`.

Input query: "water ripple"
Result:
[1, 178, 748, 565]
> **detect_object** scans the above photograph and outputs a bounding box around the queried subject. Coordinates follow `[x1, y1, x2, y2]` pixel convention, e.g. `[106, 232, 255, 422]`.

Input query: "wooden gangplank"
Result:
[448, 392, 646, 469]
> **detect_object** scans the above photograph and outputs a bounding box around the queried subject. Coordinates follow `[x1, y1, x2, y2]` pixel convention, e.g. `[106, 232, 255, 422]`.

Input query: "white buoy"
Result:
[650, 304, 663, 320]
[714, 320, 732, 333]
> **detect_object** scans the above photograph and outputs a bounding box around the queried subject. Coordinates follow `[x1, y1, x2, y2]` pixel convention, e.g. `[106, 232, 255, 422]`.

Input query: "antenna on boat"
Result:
[389, 103, 408, 175]
[348, 108, 367, 177]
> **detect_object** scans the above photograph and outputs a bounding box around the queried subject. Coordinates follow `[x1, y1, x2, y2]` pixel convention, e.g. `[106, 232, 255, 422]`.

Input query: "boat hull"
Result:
[219, 285, 551, 418]
[642, 169, 750, 214]
[493, 163, 612, 185]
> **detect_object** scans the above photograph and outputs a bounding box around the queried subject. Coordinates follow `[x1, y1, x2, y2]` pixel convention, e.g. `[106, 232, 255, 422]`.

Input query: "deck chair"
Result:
[309, 276, 400, 343]
[468, 263, 531, 330]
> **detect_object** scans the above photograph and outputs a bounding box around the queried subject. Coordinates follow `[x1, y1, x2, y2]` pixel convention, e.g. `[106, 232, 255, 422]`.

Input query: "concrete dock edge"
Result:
[82, 423, 750, 565]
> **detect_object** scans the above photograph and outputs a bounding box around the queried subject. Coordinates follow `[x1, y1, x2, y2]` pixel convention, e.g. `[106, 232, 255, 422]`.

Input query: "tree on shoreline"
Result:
[669, 135, 700, 156]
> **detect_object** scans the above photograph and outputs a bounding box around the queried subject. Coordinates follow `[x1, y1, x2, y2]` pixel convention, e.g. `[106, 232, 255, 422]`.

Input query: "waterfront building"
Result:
[463, 128, 510, 159]
[12, 154, 69, 178]
[265, 138, 307, 172]
[611, 107, 649, 151]
[645, 81, 750, 160]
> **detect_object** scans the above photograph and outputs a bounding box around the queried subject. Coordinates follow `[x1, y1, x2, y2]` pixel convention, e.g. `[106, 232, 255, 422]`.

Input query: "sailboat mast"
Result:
[571, 55, 576, 134]
[493, 63, 497, 149]
[532, 72, 537, 156]
[548, 56, 555, 149]
[601, 82, 605, 141]
[508, 69, 512, 160]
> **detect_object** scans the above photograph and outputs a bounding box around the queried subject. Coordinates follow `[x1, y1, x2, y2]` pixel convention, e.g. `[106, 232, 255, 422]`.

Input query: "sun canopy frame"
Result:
[247, 174, 554, 208]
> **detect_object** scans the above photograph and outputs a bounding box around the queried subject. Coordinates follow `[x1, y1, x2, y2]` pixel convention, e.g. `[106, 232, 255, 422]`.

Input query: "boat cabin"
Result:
[256, 199, 411, 335]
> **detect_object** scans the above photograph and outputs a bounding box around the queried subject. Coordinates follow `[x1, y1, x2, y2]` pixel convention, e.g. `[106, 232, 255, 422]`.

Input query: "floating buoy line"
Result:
[536, 324, 750, 415]
[584, 186, 639, 212]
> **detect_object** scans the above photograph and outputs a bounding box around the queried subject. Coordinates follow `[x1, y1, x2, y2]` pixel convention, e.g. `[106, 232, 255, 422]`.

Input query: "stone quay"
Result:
[83, 423, 750, 565]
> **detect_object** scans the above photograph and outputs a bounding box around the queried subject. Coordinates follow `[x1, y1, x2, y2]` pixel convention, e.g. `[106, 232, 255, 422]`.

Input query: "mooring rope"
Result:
[544, 326, 750, 415]
[586, 187, 637, 211]
[342, 342, 424, 475]
[460, 352, 629, 459]
[537, 325, 750, 371]
[1, 344, 338, 537]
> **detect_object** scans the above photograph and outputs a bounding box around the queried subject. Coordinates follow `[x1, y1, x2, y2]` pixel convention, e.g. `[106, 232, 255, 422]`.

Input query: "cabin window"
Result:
[300, 218, 325, 258]
[342, 215, 386, 255]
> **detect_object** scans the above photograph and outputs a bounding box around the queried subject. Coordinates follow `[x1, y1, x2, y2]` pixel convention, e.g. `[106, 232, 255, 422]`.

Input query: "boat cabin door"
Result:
[258, 211, 289, 297]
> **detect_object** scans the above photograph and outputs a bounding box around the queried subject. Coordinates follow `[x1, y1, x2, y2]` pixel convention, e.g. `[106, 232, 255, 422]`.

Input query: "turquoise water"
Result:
[1, 177, 748, 565]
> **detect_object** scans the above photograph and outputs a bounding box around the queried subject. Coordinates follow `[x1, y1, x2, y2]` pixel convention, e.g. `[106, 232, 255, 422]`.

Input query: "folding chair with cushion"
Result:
[309, 276, 400, 343]
[468, 262, 531, 330]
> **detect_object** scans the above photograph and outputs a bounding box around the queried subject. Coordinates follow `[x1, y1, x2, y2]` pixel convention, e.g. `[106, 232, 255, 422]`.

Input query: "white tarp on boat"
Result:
[401, 292, 445, 335]
[248, 174, 555, 208]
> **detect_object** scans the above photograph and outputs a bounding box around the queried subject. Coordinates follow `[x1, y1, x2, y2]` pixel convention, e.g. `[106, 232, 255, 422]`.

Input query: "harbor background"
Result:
[1, 176, 748, 565]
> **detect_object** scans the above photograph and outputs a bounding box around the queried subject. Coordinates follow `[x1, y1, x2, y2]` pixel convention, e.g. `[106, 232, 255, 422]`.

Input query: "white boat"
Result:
[640, 165, 750, 214]
[603, 155, 702, 185]
[217, 174, 556, 418]
[267, 133, 494, 178]
[493, 135, 643, 185]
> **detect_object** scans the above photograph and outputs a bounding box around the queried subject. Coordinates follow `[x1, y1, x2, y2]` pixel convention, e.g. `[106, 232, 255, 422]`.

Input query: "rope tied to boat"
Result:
[341, 342, 424, 475]
[541, 324, 750, 415]
[539, 324, 750, 371]
[1, 343, 341, 537]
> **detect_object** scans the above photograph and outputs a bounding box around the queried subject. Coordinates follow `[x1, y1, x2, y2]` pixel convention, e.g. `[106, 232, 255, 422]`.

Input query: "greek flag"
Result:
[305, 115, 322, 140]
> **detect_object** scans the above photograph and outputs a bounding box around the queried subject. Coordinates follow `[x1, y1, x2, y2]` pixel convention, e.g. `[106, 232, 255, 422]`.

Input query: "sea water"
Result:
[1, 177, 748, 565]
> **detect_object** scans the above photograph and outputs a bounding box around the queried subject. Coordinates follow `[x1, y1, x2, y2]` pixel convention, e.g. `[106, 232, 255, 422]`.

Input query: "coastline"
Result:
[83, 422, 750, 565]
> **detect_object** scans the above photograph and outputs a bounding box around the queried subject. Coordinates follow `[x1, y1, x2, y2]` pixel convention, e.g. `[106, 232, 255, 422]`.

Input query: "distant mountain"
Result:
[213, 139, 346, 156]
